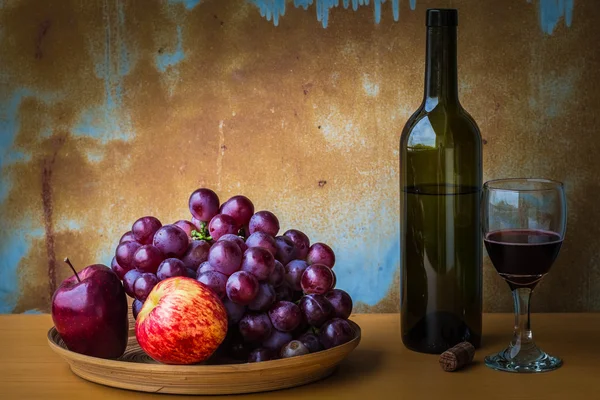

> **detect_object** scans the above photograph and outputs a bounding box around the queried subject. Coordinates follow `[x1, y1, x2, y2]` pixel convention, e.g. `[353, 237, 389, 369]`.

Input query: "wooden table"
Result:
[0, 313, 597, 399]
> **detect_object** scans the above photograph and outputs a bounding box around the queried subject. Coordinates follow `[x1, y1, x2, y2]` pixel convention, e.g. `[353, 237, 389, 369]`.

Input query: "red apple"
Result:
[51, 258, 128, 359]
[135, 277, 228, 365]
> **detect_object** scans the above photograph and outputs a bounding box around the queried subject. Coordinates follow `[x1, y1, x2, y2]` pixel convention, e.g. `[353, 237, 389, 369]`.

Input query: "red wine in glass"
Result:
[484, 229, 563, 290]
[482, 178, 566, 373]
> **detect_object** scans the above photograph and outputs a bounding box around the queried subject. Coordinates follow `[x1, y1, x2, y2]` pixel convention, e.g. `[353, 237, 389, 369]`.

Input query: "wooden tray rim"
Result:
[47, 320, 362, 373]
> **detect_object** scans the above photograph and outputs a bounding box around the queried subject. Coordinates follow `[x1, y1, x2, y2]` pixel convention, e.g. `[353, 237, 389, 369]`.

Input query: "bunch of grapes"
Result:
[111, 188, 355, 363]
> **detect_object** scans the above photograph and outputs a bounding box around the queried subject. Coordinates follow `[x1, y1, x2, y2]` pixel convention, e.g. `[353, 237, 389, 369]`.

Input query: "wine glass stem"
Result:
[510, 287, 535, 354]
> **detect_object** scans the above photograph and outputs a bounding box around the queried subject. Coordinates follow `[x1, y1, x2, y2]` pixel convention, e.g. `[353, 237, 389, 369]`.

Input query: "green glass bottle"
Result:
[400, 9, 483, 354]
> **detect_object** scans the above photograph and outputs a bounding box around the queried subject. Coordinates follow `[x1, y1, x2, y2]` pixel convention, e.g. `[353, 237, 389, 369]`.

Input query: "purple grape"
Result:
[280, 340, 309, 358]
[208, 240, 243, 275]
[226, 271, 259, 305]
[299, 294, 333, 328]
[268, 301, 302, 332]
[220, 195, 255, 227]
[262, 330, 293, 353]
[133, 244, 165, 274]
[122, 269, 142, 298]
[189, 188, 220, 222]
[239, 312, 273, 343]
[132, 301, 144, 320]
[331, 269, 337, 289]
[133, 273, 159, 301]
[248, 283, 275, 311]
[185, 268, 196, 278]
[274, 283, 293, 302]
[301, 264, 335, 295]
[115, 241, 142, 270]
[249, 211, 280, 237]
[274, 236, 297, 266]
[191, 216, 203, 230]
[268, 260, 285, 288]
[173, 220, 197, 238]
[283, 229, 310, 260]
[297, 332, 322, 353]
[218, 234, 248, 252]
[197, 271, 228, 299]
[132, 216, 162, 245]
[241, 247, 275, 281]
[132, 299, 143, 319]
[248, 347, 276, 363]
[208, 214, 239, 241]
[153, 224, 190, 258]
[197, 261, 215, 276]
[284, 260, 309, 291]
[110, 256, 129, 280]
[223, 297, 246, 325]
[245, 231, 277, 256]
[181, 239, 211, 271]
[291, 316, 309, 338]
[156, 258, 187, 280]
[307, 243, 335, 268]
[119, 231, 137, 244]
[325, 289, 353, 319]
[319, 318, 355, 349]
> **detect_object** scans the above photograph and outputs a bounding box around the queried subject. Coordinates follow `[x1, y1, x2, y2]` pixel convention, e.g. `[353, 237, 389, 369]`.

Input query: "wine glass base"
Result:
[484, 348, 562, 373]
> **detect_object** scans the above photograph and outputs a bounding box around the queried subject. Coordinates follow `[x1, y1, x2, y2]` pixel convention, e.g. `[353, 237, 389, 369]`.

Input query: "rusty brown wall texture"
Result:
[1, 0, 598, 314]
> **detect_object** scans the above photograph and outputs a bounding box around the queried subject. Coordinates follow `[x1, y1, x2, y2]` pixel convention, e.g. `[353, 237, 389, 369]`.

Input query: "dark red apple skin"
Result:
[51, 264, 128, 359]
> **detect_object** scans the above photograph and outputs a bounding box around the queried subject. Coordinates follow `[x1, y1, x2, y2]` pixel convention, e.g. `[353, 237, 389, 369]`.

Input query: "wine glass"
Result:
[482, 178, 566, 373]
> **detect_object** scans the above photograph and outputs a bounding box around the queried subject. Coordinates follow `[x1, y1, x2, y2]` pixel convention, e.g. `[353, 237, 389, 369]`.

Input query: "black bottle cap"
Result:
[426, 9, 458, 27]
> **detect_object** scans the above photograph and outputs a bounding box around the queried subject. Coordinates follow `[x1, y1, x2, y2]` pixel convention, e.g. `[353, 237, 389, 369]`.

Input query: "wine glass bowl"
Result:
[482, 178, 566, 373]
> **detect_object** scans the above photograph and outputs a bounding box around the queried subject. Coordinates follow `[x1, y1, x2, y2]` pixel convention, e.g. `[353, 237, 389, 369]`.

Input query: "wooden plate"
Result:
[47, 320, 361, 395]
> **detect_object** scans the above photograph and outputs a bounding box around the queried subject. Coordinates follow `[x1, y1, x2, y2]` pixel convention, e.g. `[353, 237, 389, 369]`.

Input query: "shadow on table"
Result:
[326, 348, 385, 383]
[481, 332, 509, 350]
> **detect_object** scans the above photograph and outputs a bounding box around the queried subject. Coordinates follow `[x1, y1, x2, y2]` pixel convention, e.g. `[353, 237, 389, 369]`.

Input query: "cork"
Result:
[439, 342, 475, 372]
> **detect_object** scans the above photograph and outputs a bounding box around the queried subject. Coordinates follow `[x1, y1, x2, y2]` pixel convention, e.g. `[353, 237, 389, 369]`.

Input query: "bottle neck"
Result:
[423, 26, 459, 106]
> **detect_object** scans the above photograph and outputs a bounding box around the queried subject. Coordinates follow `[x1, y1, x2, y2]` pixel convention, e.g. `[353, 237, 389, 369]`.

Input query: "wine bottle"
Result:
[399, 9, 482, 354]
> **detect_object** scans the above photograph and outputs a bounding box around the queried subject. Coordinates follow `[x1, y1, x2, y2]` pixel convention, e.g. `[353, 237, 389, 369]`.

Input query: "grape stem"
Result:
[64, 258, 81, 283]
[191, 221, 212, 241]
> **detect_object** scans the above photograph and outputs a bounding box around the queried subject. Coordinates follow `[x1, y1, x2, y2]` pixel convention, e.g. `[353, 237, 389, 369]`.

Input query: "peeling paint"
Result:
[0, 89, 54, 203]
[362, 74, 380, 97]
[249, 0, 411, 28]
[168, 0, 202, 10]
[72, 0, 134, 145]
[0, 0, 596, 315]
[529, 68, 579, 118]
[538, 0, 574, 35]
[0, 221, 44, 313]
[248, 0, 573, 34]
[156, 26, 185, 72]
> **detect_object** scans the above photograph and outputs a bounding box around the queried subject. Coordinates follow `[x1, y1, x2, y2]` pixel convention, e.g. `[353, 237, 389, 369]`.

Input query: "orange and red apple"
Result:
[135, 276, 228, 364]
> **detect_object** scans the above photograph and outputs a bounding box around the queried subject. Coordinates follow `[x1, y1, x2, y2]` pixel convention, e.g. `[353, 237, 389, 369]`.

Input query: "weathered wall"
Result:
[1, 0, 597, 314]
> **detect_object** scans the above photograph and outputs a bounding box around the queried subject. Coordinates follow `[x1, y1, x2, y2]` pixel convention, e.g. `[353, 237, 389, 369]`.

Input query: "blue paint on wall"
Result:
[0, 89, 55, 203]
[168, 0, 202, 10]
[156, 26, 185, 72]
[23, 309, 42, 314]
[362, 74, 380, 97]
[333, 207, 400, 306]
[249, 0, 286, 26]
[538, 0, 574, 34]
[72, 0, 134, 145]
[392, 0, 399, 20]
[249, 0, 574, 33]
[0, 224, 44, 313]
[251, 0, 410, 28]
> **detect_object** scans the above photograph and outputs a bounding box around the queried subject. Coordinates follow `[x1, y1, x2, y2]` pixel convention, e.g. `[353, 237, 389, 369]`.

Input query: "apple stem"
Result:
[64, 258, 81, 283]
